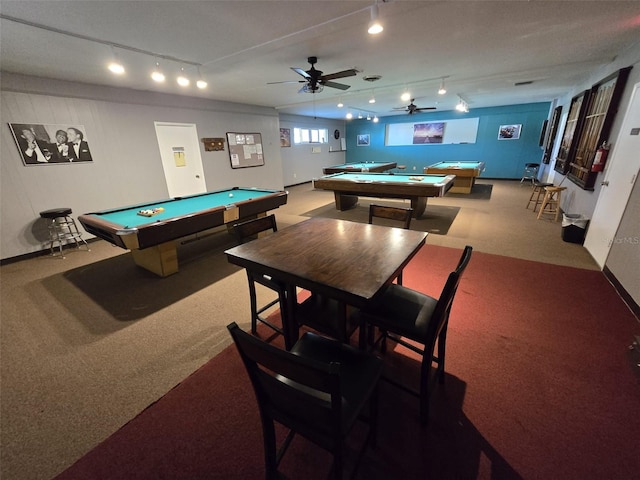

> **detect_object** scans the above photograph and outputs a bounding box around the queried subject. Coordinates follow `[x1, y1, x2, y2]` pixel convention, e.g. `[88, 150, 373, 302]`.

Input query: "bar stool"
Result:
[537, 186, 567, 222]
[526, 181, 553, 212]
[39, 208, 89, 258]
[520, 163, 540, 185]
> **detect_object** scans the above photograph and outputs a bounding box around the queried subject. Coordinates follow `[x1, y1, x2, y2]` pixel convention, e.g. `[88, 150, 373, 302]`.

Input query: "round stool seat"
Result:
[40, 208, 72, 219]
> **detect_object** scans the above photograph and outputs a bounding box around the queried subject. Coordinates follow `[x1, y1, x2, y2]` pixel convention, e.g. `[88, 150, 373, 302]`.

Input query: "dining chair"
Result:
[232, 215, 286, 340]
[227, 322, 383, 480]
[352, 245, 473, 425]
[368, 204, 413, 284]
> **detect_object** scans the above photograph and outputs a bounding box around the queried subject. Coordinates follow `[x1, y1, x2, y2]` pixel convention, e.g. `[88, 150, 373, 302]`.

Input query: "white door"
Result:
[154, 122, 207, 197]
[584, 82, 640, 267]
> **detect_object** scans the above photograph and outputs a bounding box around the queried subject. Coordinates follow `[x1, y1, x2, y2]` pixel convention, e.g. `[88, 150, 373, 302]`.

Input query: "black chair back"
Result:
[232, 214, 278, 244]
[368, 204, 413, 229]
[227, 322, 382, 479]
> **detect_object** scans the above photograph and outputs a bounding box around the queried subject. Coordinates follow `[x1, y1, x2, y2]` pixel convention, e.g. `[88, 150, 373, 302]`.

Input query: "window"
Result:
[554, 66, 631, 189]
[293, 127, 328, 145]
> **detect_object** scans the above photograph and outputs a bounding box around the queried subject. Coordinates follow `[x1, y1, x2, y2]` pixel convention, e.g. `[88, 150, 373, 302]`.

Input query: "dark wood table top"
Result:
[225, 217, 428, 307]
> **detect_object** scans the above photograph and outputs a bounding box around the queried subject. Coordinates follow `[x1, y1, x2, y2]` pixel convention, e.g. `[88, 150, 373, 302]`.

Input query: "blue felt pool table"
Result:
[313, 172, 455, 219]
[322, 161, 397, 174]
[78, 187, 288, 276]
[424, 161, 486, 194]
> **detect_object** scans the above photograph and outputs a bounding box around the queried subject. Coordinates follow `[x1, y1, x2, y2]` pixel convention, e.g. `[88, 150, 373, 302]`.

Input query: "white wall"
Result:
[278, 113, 346, 186]
[1, 73, 284, 260]
[546, 43, 640, 218]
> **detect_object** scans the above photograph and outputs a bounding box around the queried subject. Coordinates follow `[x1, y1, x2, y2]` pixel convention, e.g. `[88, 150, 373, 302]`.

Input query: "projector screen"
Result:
[385, 117, 479, 146]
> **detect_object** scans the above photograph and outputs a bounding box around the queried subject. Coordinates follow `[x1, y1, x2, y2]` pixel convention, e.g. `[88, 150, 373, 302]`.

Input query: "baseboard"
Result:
[603, 266, 640, 321]
[0, 237, 100, 266]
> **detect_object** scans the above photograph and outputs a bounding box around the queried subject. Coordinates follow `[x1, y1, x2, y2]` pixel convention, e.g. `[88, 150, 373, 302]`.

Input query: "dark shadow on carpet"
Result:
[303, 200, 459, 235]
[40, 231, 241, 326]
[446, 183, 493, 199]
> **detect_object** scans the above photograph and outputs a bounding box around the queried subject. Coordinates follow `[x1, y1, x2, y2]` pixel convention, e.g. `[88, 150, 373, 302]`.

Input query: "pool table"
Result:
[424, 161, 486, 194]
[78, 187, 288, 276]
[313, 172, 455, 219]
[322, 161, 397, 174]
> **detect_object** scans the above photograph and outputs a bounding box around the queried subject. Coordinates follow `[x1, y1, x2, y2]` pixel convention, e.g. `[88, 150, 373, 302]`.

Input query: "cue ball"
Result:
[229, 193, 234, 197]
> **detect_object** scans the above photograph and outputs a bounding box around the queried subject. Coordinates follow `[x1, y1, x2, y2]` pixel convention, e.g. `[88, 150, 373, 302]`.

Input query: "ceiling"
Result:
[2, 1, 640, 120]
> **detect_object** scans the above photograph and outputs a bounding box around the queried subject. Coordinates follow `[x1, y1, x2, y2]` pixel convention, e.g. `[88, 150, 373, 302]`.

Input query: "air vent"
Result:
[363, 75, 382, 82]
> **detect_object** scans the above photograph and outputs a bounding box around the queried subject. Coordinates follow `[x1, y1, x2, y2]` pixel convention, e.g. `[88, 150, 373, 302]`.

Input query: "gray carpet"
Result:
[303, 200, 460, 235]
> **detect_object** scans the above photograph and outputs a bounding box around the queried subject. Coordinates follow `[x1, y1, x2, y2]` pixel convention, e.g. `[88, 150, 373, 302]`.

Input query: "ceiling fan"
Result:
[393, 99, 437, 114]
[268, 56, 358, 93]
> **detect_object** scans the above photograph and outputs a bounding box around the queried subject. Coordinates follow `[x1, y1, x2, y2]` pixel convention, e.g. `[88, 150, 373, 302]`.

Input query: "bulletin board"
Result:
[226, 132, 265, 169]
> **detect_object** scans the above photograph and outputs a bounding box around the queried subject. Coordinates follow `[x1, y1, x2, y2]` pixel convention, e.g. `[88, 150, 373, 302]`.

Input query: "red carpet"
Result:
[55, 245, 640, 479]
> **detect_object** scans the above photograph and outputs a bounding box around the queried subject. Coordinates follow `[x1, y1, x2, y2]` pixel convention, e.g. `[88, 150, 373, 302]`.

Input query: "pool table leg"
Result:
[335, 192, 358, 211]
[450, 176, 474, 194]
[411, 197, 427, 219]
[130, 241, 178, 277]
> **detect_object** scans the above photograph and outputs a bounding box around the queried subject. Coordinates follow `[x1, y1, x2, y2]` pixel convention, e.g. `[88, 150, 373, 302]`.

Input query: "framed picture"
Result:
[498, 124, 521, 140]
[9, 123, 93, 165]
[413, 122, 445, 144]
[356, 134, 370, 146]
[279, 128, 291, 147]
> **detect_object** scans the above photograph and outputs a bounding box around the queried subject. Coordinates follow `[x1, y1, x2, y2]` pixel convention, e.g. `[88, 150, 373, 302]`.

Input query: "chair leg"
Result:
[247, 276, 259, 334]
[262, 419, 279, 480]
[437, 326, 447, 384]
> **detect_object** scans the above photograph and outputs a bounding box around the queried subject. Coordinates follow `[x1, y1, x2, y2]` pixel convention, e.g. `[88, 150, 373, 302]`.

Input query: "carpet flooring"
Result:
[54, 245, 640, 480]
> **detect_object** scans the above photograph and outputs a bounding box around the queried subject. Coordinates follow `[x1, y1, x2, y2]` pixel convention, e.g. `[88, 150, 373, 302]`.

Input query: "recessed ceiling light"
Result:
[363, 75, 382, 82]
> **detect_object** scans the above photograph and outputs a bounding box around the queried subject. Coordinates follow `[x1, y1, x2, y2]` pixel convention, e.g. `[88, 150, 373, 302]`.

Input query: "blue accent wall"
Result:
[345, 102, 550, 178]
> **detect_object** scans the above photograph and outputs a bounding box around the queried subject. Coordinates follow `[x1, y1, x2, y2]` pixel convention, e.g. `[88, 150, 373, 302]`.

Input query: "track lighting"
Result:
[177, 68, 190, 87]
[346, 112, 353, 119]
[438, 78, 447, 95]
[455, 96, 469, 112]
[373, 116, 379, 123]
[368, 2, 383, 34]
[337, 101, 344, 108]
[151, 62, 165, 82]
[107, 47, 125, 75]
[369, 90, 376, 104]
[196, 67, 208, 89]
[401, 90, 411, 102]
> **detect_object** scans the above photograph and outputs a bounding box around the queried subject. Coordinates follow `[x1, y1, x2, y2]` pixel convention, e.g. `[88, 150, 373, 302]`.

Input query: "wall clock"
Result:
[333, 129, 340, 139]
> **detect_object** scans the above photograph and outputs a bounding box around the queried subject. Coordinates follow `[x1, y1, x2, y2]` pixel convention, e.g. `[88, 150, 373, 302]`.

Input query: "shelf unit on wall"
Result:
[555, 66, 631, 190]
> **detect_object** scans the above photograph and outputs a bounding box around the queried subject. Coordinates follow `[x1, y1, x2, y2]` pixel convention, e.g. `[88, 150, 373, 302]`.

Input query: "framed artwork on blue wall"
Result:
[498, 124, 521, 140]
[356, 134, 370, 146]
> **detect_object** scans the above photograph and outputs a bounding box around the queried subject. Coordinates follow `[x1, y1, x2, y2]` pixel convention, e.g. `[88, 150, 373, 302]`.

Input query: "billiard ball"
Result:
[229, 193, 234, 198]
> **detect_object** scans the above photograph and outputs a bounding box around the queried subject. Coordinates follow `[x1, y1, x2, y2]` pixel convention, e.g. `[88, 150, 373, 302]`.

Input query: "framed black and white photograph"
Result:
[356, 134, 370, 146]
[279, 128, 291, 147]
[498, 124, 522, 140]
[9, 123, 93, 165]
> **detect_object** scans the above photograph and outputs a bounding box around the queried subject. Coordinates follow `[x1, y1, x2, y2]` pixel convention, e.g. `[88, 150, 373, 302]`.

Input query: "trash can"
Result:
[562, 214, 589, 244]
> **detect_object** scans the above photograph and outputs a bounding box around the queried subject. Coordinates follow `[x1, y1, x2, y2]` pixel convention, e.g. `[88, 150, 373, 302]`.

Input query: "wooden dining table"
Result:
[224, 217, 428, 349]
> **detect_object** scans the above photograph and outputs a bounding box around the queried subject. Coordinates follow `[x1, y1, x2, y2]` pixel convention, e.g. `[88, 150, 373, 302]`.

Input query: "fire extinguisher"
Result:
[591, 141, 610, 172]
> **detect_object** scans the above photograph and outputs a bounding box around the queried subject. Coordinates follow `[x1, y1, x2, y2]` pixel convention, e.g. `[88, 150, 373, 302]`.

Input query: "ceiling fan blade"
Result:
[323, 81, 351, 90]
[291, 67, 311, 79]
[415, 107, 437, 111]
[267, 80, 305, 85]
[320, 69, 358, 81]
